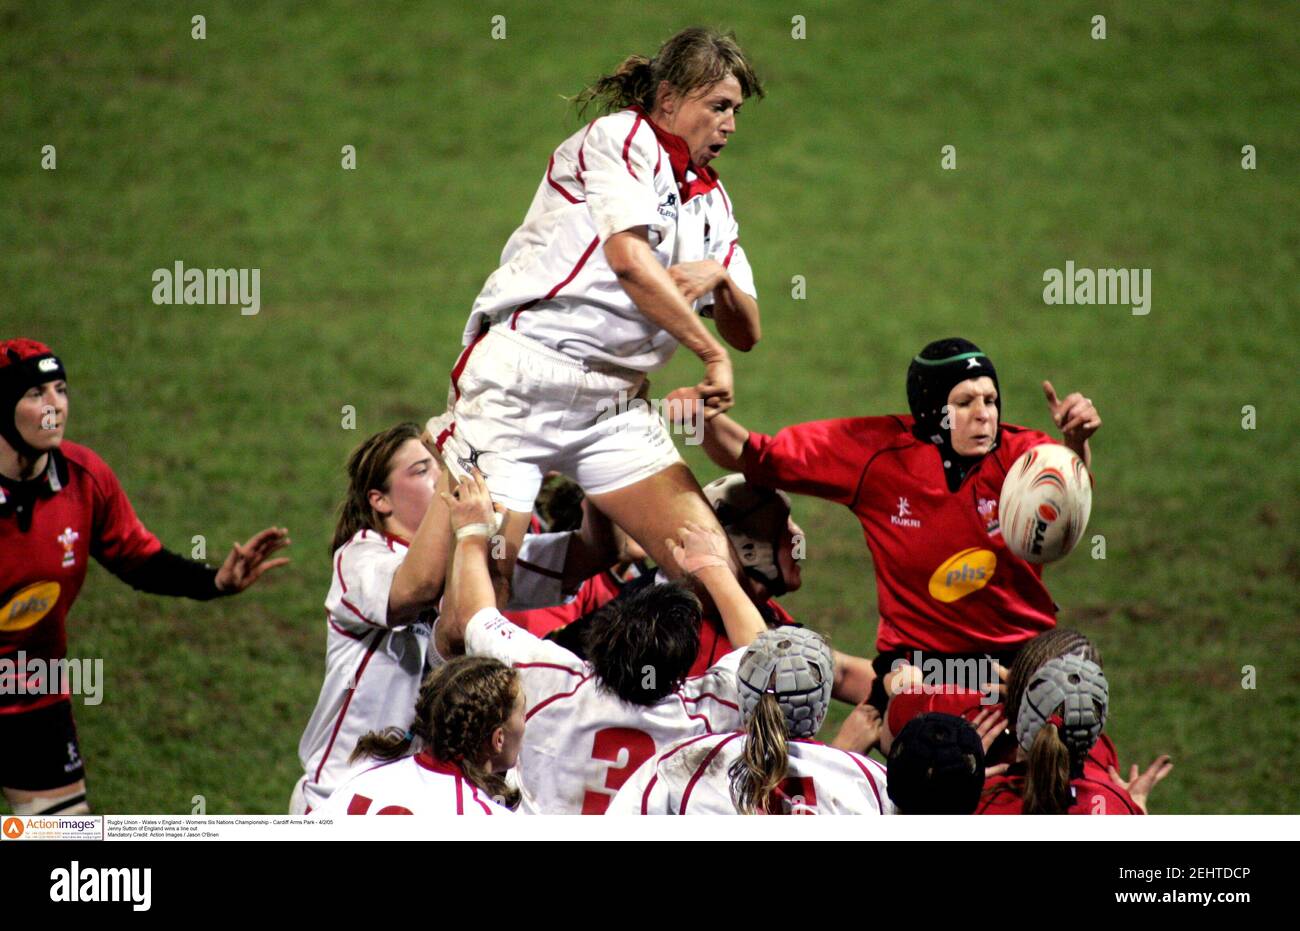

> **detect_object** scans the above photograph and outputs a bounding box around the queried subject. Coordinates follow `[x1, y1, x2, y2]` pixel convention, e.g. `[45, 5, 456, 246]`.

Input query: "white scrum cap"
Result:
[736, 627, 833, 738]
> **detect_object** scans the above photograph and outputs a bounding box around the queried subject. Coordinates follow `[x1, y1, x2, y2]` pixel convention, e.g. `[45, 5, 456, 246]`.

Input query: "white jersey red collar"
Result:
[628, 105, 721, 201]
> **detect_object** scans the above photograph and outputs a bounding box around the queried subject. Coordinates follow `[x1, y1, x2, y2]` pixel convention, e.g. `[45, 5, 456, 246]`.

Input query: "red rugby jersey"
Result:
[885, 687, 1122, 771]
[742, 416, 1057, 654]
[0, 442, 161, 713]
[977, 771, 1143, 815]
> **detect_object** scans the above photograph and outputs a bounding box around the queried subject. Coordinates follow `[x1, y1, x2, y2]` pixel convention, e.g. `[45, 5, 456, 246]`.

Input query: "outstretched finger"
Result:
[249, 557, 291, 580]
[1042, 380, 1061, 410]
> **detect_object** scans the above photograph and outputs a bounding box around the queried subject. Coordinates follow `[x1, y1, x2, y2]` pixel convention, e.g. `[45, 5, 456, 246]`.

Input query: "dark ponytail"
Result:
[1022, 722, 1074, 815]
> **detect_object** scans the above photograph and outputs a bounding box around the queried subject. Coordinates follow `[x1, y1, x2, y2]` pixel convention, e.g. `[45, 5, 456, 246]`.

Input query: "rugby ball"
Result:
[999, 444, 1092, 564]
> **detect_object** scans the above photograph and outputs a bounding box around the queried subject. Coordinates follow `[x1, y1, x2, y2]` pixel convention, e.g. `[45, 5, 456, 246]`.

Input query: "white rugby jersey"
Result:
[297, 529, 439, 813]
[608, 732, 895, 815]
[313, 751, 514, 817]
[298, 529, 573, 812]
[452, 607, 744, 814]
[461, 105, 757, 372]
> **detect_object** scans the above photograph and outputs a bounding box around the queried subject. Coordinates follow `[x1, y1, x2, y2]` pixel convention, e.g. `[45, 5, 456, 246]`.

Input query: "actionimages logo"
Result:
[50, 861, 151, 911]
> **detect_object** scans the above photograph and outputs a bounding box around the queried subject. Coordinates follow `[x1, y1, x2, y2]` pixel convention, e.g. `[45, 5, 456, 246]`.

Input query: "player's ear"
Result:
[655, 80, 676, 117]
[368, 488, 392, 517]
[491, 725, 505, 755]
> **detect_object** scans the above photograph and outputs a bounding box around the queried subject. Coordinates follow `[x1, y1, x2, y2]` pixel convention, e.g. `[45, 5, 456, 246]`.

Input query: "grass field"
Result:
[2, 0, 1296, 814]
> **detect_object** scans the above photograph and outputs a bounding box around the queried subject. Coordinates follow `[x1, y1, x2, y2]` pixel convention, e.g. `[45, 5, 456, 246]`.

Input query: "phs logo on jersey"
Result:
[0, 581, 61, 633]
[928, 548, 997, 603]
[657, 192, 678, 221]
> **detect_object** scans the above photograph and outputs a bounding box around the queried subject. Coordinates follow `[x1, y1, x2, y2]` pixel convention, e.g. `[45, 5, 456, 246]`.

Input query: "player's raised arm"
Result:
[385, 458, 453, 624]
[665, 519, 765, 647]
[436, 470, 501, 655]
[605, 228, 735, 416]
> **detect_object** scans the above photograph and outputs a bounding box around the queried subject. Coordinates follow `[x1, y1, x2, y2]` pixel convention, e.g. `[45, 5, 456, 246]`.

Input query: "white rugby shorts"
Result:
[430, 325, 683, 513]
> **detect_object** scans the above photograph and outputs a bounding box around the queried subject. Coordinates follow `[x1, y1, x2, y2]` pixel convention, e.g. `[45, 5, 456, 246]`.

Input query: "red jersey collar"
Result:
[629, 105, 721, 200]
[415, 749, 466, 777]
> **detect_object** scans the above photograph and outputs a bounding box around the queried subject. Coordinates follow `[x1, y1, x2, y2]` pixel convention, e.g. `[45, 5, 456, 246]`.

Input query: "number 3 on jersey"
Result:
[581, 727, 656, 815]
[772, 777, 818, 815]
[346, 793, 413, 815]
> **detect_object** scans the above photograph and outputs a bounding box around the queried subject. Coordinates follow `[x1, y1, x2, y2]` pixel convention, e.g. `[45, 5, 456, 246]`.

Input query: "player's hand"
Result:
[215, 526, 291, 593]
[666, 358, 733, 422]
[970, 705, 1009, 756]
[1042, 381, 1101, 448]
[697, 355, 734, 419]
[1107, 755, 1174, 814]
[832, 699, 883, 754]
[884, 662, 923, 698]
[662, 387, 706, 431]
[664, 520, 729, 576]
[439, 469, 501, 534]
[980, 661, 1009, 702]
[667, 260, 727, 304]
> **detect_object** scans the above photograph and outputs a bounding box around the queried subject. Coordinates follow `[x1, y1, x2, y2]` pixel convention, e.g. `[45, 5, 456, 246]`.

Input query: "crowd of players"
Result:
[2, 27, 1172, 818]
[294, 411, 1170, 817]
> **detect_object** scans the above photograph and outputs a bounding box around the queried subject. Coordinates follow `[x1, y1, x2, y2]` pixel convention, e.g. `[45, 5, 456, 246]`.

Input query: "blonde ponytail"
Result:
[728, 693, 790, 815]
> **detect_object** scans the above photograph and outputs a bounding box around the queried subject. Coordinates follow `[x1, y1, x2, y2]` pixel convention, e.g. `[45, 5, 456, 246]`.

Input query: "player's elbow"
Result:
[720, 316, 760, 353]
[731, 326, 760, 353]
[603, 229, 652, 280]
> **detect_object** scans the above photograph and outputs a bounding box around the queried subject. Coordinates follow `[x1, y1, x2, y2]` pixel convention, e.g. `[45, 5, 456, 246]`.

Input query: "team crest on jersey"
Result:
[58, 526, 80, 567]
[890, 497, 921, 528]
[978, 497, 1000, 535]
[657, 192, 678, 221]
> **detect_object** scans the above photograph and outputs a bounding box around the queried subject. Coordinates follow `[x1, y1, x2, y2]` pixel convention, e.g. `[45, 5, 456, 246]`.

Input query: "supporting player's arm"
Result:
[387, 465, 453, 625]
[559, 497, 621, 593]
[666, 520, 766, 648]
[434, 470, 500, 657]
[605, 228, 734, 415]
[831, 650, 877, 705]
